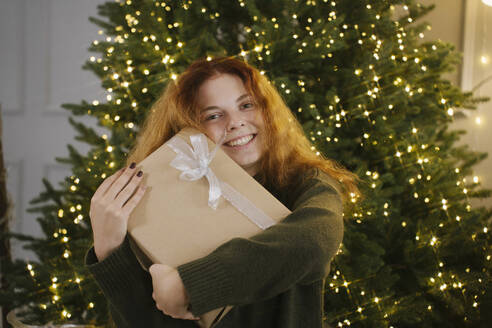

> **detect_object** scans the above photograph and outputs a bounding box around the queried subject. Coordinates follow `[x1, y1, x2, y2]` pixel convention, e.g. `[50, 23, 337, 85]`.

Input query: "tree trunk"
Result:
[0, 104, 13, 328]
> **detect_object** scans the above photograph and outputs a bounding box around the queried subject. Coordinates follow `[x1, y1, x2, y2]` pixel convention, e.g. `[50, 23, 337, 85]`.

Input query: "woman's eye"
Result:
[241, 103, 254, 109]
[206, 114, 220, 121]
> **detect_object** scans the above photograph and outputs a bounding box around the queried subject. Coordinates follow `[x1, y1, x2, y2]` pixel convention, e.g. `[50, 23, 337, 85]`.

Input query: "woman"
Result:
[86, 56, 358, 328]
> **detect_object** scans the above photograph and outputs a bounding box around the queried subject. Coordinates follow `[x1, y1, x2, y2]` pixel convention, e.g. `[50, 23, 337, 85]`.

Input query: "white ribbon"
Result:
[167, 132, 276, 230]
[167, 133, 224, 210]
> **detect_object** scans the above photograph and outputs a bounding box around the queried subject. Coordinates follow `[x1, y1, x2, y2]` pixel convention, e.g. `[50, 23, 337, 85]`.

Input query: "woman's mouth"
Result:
[224, 134, 257, 149]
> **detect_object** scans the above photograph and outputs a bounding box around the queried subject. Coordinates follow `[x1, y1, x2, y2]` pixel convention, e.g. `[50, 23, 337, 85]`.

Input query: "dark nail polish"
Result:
[137, 170, 143, 177]
[130, 162, 136, 169]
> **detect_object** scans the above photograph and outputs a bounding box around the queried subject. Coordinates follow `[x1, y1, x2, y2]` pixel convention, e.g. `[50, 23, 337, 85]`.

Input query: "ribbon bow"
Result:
[167, 133, 227, 210]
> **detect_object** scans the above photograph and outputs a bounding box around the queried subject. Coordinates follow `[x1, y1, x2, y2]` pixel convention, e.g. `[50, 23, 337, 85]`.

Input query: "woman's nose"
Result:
[226, 114, 245, 131]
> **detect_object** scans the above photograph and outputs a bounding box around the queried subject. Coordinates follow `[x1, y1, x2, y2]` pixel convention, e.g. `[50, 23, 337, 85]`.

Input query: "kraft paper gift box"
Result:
[127, 127, 291, 328]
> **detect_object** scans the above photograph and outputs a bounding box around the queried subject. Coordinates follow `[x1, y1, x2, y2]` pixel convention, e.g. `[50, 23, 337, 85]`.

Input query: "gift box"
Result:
[127, 127, 291, 327]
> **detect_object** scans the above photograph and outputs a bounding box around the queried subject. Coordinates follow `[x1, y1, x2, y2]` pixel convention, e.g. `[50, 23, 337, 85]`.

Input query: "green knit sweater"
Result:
[85, 168, 343, 328]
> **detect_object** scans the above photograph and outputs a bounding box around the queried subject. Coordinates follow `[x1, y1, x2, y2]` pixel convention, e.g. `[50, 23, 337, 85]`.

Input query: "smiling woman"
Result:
[85, 56, 359, 328]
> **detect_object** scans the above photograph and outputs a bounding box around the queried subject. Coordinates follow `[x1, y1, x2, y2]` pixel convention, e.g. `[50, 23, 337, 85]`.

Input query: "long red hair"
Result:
[126, 56, 359, 201]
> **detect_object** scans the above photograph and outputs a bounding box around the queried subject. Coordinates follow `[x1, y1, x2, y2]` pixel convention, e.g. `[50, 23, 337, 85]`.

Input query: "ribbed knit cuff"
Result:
[177, 253, 234, 315]
[85, 236, 147, 299]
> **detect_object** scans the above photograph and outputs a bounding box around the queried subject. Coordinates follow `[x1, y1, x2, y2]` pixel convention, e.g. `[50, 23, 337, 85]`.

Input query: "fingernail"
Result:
[130, 162, 136, 169]
[137, 170, 143, 177]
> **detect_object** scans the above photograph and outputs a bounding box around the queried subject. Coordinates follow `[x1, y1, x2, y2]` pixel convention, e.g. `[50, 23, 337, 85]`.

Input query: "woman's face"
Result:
[197, 73, 265, 176]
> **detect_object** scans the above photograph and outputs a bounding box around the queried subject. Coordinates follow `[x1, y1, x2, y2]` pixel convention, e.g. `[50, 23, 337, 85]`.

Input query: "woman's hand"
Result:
[149, 264, 200, 321]
[89, 162, 147, 261]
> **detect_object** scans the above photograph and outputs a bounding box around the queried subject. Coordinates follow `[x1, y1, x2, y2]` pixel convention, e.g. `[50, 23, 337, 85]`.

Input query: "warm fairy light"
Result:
[473, 176, 479, 183]
[481, 55, 489, 64]
[475, 117, 482, 125]
[483, 0, 492, 7]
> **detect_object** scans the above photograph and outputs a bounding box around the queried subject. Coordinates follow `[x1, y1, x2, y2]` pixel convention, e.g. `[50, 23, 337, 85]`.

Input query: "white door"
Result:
[1, 0, 107, 262]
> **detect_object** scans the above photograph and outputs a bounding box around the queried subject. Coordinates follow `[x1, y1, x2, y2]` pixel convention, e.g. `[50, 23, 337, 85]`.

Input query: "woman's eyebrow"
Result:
[201, 94, 251, 112]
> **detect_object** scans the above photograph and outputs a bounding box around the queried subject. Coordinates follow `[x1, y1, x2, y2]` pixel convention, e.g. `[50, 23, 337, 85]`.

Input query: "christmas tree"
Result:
[1, 0, 491, 327]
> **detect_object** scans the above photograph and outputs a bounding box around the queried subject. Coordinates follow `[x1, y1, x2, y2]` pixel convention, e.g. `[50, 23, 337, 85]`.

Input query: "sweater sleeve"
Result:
[177, 174, 344, 316]
[84, 236, 197, 328]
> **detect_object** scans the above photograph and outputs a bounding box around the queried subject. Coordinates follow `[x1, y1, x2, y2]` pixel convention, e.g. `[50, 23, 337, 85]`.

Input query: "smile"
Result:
[224, 134, 256, 148]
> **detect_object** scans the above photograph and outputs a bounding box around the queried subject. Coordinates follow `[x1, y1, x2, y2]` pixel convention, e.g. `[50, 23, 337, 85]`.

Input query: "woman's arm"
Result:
[177, 172, 344, 316]
[85, 236, 198, 328]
